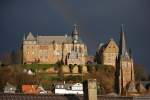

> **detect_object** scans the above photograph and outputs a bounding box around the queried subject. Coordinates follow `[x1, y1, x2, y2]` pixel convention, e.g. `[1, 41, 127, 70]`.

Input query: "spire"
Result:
[121, 24, 124, 33]
[119, 24, 129, 59]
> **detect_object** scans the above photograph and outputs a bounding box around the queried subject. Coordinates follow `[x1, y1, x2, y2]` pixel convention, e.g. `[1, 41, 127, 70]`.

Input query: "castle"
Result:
[22, 24, 88, 65]
[22, 24, 136, 95]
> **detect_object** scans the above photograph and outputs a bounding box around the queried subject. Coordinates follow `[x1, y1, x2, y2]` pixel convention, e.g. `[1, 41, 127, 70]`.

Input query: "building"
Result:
[115, 24, 136, 95]
[55, 83, 83, 95]
[22, 85, 47, 94]
[99, 38, 119, 67]
[4, 83, 16, 93]
[22, 24, 87, 65]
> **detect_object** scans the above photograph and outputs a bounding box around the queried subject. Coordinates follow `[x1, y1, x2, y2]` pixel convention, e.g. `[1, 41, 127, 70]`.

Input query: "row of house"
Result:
[4, 82, 83, 95]
[4, 81, 150, 95]
[55, 83, 83, 95]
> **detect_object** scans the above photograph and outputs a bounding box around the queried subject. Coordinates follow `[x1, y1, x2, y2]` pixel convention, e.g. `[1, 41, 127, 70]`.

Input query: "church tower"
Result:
[116, 24, 135, 95]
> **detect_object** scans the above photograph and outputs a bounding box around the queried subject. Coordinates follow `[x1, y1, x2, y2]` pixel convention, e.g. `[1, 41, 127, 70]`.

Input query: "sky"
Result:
[0, 0, 150, 72]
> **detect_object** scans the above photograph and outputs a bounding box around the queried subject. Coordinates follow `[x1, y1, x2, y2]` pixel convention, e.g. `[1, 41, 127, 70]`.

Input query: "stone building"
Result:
[99, 38, 119, 67]
[115, 24, 136, 95]
[98, 25, 136, 95]
[22, 24, 87, 65]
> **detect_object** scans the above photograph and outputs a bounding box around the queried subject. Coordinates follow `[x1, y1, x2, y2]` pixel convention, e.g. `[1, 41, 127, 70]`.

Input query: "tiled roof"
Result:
[37, 35, 83, 44]
[37, 35, 72, 44]
[22, 85, 38, 94]
[25, 32, 84, 44]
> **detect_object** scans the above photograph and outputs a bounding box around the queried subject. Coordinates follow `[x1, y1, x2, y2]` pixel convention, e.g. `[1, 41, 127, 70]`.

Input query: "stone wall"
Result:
[2, 93, 150, 100]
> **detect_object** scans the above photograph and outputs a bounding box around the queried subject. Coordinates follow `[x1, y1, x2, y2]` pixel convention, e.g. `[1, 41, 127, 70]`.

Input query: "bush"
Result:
[65, 75, 82, 83]
[24, 64, 54, 72]
[69, 64, 74, 73]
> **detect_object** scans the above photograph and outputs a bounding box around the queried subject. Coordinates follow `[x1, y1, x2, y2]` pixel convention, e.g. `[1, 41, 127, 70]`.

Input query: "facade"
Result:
[99, 39, 119, 67]
[55, 83, 83, 94]
[22, 24, 87, 65]
[115, 24, 136, 95]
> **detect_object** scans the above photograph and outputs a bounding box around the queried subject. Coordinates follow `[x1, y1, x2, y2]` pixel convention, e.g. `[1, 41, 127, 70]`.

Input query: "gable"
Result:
[103, 39, 119, 53]
[26, 32, 35, 40]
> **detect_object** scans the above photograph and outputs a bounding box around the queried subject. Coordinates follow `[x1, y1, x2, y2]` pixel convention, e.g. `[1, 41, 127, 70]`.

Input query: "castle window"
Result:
[27, 52, 30, 55]
[79, 47, 82, 53]
[32, 52, 35, 55]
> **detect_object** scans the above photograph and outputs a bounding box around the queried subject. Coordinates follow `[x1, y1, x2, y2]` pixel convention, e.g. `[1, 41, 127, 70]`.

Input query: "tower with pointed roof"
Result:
[115, 24, 135, 95]
[72, 24, 79, 43]
[23, 32, 38, 64]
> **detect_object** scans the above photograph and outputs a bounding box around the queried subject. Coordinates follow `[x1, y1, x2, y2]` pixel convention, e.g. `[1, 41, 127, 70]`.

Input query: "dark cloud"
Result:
[0, 0, 150, 72]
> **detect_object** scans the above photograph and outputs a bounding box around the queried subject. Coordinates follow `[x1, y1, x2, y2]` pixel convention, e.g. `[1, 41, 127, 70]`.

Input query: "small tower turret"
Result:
[72, 24, 79, 43]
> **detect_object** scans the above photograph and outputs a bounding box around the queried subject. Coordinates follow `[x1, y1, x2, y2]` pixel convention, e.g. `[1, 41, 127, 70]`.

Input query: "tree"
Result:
[94, 51, 100, 64]
[1, 52, 12, 65]
[69, 64, 74, 73]
[88, 65, 115, 94]
[55, 60, 64, 76]
[87, 64, 95, 73]
[134, 64, 149, 81]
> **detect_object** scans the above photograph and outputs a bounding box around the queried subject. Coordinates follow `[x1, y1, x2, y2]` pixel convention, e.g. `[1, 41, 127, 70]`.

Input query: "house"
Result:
[55, 83, 83, 95]
[4, 83, 16, 93]
[22, 85, 47, 94]
[98, 38, 119, 67]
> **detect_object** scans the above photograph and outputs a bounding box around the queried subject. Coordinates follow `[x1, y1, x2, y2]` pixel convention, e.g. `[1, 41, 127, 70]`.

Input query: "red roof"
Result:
[22, 85, 39, 94]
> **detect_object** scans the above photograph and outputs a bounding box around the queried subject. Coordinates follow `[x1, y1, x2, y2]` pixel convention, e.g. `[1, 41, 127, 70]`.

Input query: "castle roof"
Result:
[36, 35, 83, 44]
[24, 24, 84, 44]
[37, 36, 69, 44]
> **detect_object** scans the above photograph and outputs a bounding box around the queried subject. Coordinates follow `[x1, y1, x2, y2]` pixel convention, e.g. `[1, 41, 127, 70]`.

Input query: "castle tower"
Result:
[116, 24, 135, 95]
[23, 32, 38, 64]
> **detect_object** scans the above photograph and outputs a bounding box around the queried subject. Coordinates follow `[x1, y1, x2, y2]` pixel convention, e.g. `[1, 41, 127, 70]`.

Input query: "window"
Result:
[32, 52, 35, 55]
